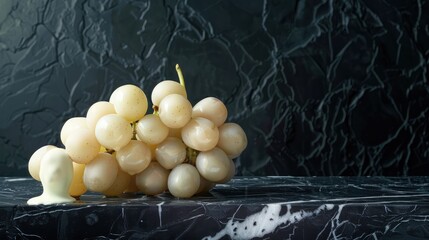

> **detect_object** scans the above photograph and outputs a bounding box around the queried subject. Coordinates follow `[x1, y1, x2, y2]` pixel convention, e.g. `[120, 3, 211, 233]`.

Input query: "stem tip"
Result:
[176, 64, 185, 88]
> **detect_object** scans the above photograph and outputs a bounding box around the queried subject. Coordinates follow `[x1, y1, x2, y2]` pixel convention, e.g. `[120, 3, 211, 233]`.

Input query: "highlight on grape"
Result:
[28, 64, 247, 202]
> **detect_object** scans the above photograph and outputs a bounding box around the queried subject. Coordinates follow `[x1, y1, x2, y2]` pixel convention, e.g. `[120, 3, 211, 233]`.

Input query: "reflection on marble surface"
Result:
[0, 0, 428, 177]
[1, 177, 429, 239]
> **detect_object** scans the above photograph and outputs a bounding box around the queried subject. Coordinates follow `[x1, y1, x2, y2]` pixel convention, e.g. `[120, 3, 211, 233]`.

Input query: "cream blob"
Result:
[27, 148, 75, 205]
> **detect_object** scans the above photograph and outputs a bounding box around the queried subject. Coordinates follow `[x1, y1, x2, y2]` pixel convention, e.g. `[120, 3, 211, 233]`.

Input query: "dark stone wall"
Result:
[0, 0, 428, 177]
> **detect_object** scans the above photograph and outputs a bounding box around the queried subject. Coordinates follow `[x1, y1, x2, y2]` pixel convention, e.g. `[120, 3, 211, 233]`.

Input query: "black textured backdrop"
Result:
[0, 0, 428, 177]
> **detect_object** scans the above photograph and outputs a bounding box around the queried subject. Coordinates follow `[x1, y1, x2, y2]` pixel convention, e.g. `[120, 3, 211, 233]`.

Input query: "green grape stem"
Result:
[152, 105, 159, 115]
[106, 149, 115, 154]
[186, 147, 198, 166]
[176, 64, 186, 88]
[131, 122, 137, 140]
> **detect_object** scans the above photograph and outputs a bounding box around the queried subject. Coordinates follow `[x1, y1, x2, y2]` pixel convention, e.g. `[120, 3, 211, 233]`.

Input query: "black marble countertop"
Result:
[1, 176, 429, 239]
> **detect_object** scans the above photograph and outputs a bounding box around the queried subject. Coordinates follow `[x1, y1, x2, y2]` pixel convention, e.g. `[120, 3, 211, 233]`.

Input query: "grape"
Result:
[158, 94, 192, 129]
[109, 84, 148, 122]
[124, 175, 139, 193]
[65, 129, 100, 164]
[134, 137, 157, 161]
[181, 117, 219, 151]
[60, 117, 87, 145]
[192, 97, 228, 127]
[135, 162, 169, 195]
[196, 147, 231, 182]
[116, 140, 151, 175]
[218, 159, 235, 184]
[136, 114, 169, 145]
[28, 65, 246, 201]
[83, 153, 118, 192]
[168, 164, 200, 198]
[103, 169, 131, 197]
[95, 114, 133, 151]
[86, 101, 116, 131]
[69, 162, 87, 197]
[217, 123, 248, 158]
[28, 145, 57, 181]
[196, 176, 216, 194]
[155, 137, 186, 169]
[151, 80, 187, 107]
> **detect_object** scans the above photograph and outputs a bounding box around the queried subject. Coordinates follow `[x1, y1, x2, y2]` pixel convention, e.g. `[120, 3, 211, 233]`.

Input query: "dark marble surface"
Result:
[0, 0, 428, 177]
[1, 176, 429, 239]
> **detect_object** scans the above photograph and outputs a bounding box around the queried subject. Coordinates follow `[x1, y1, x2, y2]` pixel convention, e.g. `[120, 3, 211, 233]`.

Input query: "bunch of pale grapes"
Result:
[28, 65, 247, 198]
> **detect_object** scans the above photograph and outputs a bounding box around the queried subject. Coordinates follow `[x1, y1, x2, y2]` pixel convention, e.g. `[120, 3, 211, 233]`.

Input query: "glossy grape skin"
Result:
[151, 80, 187, 107]
[217, 123, 248, 158]
[192, 97, 227, 127]
[83, 153, 119, 192]
[155, 137, 187, 170]
[60, 117, 87, 145]
[102, 169, 131, 197]
[116, 140, 152, 175]
[86, 101, 116, 131]
[65, 129, 100, 164]
[135, 162, 170, 195]
[136, 114, 169, 145]
[109, 84, 148, 122]
[158, 94, 192, 129]
[168, 164, 200, 198]
[196, 147, 231, 182]
[95, 114, 133, 151]
[181, 117, 219, 151]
